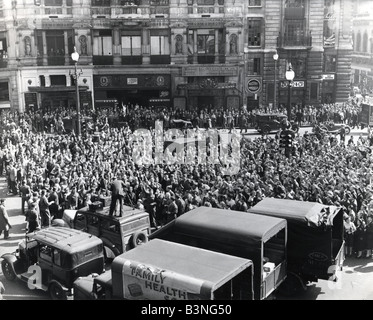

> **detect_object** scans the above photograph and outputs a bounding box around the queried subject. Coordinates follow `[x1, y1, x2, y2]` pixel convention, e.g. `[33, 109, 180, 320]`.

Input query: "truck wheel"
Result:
[131, 232, 148, 248]
[263, 125, 271, 134]
[49, 282, 67, 300]
[345, 127, 350, 134]
[1, 260, 16, 281]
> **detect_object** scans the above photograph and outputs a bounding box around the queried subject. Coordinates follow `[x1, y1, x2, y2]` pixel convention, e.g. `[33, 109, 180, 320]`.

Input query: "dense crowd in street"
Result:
[0, 97, 372, 259]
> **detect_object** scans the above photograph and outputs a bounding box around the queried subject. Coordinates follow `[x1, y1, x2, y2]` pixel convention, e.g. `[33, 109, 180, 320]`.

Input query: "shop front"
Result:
[27, 86, 92, 113]
[178, 65, 240, 110]
[93, 74, 171, 109]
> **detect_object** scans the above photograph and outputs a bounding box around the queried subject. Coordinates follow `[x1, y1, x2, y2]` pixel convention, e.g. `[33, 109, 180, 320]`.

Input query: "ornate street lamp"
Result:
[71, 46, 82, 136]
[285, 63, 295, 121]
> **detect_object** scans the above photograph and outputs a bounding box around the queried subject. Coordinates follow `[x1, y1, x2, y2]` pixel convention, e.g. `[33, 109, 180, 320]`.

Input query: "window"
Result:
[363, 32, 368, 53]
[285, 0, 305, 8]
[285, 20, 305, 45]
[310, 82, 319, 100]
[356, 32, 361, 52]
[0, 32, 7, 58]
[50, 75, 66, 86]
[247, 57, 261, 75]
[0, 82, 9, 101]
[324, 54, 336, 73]
[247, 19, 262, 47]
[53, 249, 61, 266]
[197, 30, 215, 54]
[150, 31, 170, 55]
[93, 30, 113, 56]
[248, 0, 261, 6]
[39, 245, 53, 263]
[46, 30, 65, 56]
[74, 212, 87, 230]
[92, 0, 111, 5]
[121, 34, 141, 56]
[45, 0, 62, 5]
[120, 0, 139, 4]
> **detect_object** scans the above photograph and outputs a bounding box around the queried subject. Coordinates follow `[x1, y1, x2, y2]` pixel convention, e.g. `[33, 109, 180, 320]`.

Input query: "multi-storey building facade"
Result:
[351, 0, 373, 95]
[0, 0, 352, 113]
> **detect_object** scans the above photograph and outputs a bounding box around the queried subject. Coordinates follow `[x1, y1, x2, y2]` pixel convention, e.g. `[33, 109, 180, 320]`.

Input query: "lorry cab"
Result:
[149, 207, 288, 300]
[1, 227, 104, 300]
[248, 198, 345, 295]
[52, 205, 151, 260]
[74, 239, 254, 300]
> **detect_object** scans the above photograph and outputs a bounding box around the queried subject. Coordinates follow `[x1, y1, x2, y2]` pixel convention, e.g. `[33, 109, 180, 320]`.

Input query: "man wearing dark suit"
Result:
[109, 176, 126, 217]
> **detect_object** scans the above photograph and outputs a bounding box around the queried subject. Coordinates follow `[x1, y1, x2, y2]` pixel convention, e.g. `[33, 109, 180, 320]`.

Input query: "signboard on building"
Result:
[322, 74, 335, 80]
[280, 81, 305, 88]
[94, 75, 170, 89]
[182, 66, 238, 77]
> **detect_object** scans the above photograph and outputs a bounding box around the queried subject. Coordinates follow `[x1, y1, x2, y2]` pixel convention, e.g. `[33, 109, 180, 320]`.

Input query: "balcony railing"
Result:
[277, 31, 312, 48]
[150, 6, 170, 14]
[188, 5, 224, 14]
[187, 54, 225, 64]
[47, 56, 66, 66]
[91, 7, 111, 16]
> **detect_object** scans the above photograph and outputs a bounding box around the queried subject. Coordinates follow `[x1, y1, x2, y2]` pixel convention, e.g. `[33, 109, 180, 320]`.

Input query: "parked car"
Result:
[255, 113, 299, 134]
[313, 122, 351, 135]
[52, 204, 151, 262]
[0, 227, 104, 300]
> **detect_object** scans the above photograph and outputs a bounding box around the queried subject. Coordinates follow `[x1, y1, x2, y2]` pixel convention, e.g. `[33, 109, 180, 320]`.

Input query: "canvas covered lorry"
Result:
[73, 238, 254, 300]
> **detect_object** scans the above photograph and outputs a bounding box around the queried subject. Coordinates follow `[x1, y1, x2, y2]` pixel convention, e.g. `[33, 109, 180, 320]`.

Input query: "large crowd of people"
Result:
[0, 97, 372, 258]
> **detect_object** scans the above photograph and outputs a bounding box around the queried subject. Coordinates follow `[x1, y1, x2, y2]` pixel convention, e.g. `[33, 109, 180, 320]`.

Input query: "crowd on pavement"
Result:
[0, 97, 372, 259]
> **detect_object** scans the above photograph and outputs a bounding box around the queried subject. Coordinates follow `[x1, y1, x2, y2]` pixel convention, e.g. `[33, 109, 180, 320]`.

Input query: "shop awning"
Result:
[28, 86, 89, 93]
[177, 82, 237, 90]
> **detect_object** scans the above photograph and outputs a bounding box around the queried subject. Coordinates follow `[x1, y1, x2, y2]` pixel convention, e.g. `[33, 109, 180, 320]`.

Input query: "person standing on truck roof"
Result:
[109, 174, 126, 217]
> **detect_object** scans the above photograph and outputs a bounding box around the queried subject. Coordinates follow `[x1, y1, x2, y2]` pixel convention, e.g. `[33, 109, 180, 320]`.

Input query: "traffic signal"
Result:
[81, 121, 87, 132]
[279, 129, 294, 149]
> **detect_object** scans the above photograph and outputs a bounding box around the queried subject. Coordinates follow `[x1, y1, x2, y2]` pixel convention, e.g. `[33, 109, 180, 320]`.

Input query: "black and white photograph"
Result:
[0, 0, 373, 307]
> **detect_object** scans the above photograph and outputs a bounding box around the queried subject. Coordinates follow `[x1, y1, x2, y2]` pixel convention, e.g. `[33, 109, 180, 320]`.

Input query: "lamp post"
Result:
[285, 63, 295, 121]
[273, 50, 279, 112]
[71, 46, 81, 136]
[243, 46, 249, 108]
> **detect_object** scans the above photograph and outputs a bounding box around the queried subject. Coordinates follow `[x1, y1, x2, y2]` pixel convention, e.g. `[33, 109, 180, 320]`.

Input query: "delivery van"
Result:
[73, 239, 254, 300]
[149, 207, 288, 300]
[248, 198, 345, 296]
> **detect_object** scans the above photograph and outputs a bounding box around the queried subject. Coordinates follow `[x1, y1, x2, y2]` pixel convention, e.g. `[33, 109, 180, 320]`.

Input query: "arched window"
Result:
[363, 32, 368, 53]
[356, 32, 361, 52]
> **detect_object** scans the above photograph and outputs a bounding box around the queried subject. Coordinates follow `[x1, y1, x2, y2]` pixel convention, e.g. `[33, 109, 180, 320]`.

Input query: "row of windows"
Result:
[36, 0, 269, 6]
[353, 31, 373, 54]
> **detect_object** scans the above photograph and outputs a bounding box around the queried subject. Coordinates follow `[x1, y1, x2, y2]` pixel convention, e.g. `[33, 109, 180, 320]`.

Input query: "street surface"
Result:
[0, 125, 372, 300]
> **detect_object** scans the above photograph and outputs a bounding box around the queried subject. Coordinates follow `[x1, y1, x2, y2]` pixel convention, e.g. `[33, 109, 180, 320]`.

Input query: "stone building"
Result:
[0, 0, 353, 114]
[351, 0, 373, 95]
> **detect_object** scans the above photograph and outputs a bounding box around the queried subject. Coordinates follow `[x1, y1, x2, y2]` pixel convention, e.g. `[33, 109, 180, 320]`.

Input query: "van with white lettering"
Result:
[73, 239, 254, 300]
[149, 207, 288, 300]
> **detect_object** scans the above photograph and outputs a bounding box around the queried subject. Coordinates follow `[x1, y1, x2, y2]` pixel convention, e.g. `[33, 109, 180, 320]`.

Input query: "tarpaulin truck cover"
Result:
[111, 239, 254, 300]
[248, 198, 344, 281]
[150, 206, 287, 248]
[247, 198, 342, 228]
[149, 207, 288, 299]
